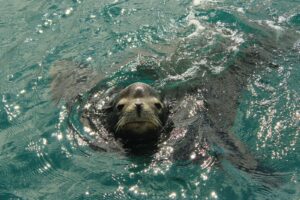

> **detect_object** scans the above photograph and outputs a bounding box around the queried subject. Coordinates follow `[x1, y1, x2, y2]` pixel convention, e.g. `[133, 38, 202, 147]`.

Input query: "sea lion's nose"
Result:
[135, 99, 143, 116]
[135, 103, 142, 110]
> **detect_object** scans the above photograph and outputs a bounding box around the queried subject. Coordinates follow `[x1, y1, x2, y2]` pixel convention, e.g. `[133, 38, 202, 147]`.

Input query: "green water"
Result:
[0, 0, 299, 199]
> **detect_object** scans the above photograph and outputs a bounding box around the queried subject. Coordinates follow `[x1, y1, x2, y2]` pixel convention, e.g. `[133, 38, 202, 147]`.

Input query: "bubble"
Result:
[211, 191, 218, 199]
[169, 192, 177, 199]
[86, 57, 93, 62]
[201, 173, 208, 181]
[65, 7, 73, 16]
[190, 152, 196, 160]
[24, 38, 33, 43]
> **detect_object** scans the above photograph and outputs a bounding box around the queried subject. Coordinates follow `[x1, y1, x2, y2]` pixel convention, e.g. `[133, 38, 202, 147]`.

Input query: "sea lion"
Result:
[50, 49, 261, 166]
[50, 16, 295, 165]
[48, 17, 300, 190]
[104, 82, 169, 144]
[50, 54, 259, 162]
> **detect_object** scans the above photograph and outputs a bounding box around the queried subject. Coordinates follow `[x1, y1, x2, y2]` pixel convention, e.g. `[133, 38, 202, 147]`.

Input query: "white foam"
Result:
[84, 126, 91, 133]
[211, 66, 225, 74]
[237, 7, 245, 13]
[265, 20, 284, 31]
[167, 65, 199, 81]
[257, 20, 284, 31]
[193, 0, 202, 6]
[278, 16, 287, 23]
[187, 11, 205, 38]
[193, 0, 222, 6]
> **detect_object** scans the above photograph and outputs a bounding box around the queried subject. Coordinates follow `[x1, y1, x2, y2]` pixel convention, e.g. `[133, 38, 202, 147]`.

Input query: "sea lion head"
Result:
[106, 82, 168, 144]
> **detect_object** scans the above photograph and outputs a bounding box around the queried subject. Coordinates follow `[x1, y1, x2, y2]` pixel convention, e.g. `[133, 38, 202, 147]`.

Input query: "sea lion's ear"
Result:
[157, 90, 172, 114]
[102, 104, 114, 112]
[102, 93, 118, 112]
[157, 89, 166, 102]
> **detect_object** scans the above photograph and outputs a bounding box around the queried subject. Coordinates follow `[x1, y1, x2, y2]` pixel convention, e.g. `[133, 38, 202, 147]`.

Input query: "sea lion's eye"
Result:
[154, 103, 162, 110]
[116, 104, 124, 111]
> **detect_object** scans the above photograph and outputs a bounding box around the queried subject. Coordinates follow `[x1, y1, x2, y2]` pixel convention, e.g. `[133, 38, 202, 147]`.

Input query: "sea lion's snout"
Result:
[135, 100, 143, 117]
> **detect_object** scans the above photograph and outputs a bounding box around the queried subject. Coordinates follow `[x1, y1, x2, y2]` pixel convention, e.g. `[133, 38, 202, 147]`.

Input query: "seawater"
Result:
[0, 0, 299, 199]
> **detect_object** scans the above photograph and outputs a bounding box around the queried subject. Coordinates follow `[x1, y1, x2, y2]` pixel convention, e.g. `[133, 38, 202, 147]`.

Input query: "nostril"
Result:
[135, 103, 143, 116]
[135, 103, 142, 110]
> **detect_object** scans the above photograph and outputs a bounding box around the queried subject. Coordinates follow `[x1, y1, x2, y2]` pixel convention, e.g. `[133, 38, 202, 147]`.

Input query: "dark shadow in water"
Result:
[50, 18, 299, 190]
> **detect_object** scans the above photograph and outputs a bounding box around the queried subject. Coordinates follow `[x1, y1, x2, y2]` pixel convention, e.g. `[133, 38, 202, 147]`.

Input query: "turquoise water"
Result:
[0, 0, 299, 199]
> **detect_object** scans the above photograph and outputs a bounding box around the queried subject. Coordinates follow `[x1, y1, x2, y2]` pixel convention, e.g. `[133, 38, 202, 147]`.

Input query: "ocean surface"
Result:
[0, 0, 299, 199]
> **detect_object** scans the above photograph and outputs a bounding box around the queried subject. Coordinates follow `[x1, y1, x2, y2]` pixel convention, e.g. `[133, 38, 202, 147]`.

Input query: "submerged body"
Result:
[50, 18, 297, 170]
[51, 56, 259, 170]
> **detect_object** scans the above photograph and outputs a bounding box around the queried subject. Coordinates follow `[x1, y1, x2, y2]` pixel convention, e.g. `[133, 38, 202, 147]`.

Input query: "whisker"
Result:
[115, 116, 124, 132]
